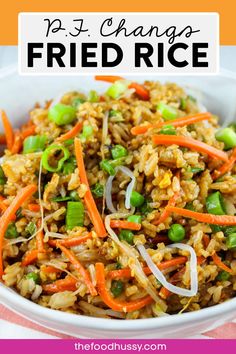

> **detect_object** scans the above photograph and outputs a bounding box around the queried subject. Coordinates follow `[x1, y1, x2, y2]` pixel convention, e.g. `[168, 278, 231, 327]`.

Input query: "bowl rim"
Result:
[1, 280, 236, 332]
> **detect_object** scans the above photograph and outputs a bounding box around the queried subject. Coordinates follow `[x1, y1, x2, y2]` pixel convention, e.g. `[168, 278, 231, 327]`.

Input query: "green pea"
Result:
[168, 224, 186, 242]
[130, 191, 145, 208]
[127, 215, 142, 224]
[118, 230, 134, 245]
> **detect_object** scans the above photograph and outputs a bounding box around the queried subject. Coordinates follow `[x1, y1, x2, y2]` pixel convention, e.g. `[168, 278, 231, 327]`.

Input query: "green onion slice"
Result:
[111, 145, 128, 160]
[106, 81, 128, 99]
[206, 191, 226, 215]
[48, 104, 76, 126]
[25, 222, 37, 236]
[100, 159, 116, 176]
[42, 145, 70, 172]
[88, 90, 99, 102]
[91, 183, 104, 198]
[5, 222, 19, 239]
[23, 135, 47, 154]
[66, 201, 84, 230]
[226, 233, 236, 249]
[157, 102, 178, 121]
[159, 124, 176, 135]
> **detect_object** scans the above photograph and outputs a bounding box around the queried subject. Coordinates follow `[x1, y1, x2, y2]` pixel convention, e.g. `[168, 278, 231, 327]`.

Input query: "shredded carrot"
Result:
[21, 249, 38, 267]
[43, 276, 77, 293]
[74, 138, 106, 238]
[56, 121, 83, 142]
[131, 112, 212, 136]
[202, 235, 232, 273]
[212, 252, 233, 274]
[95, 75, 123, 83]
[42, 265, 62, 274]
[108, 256, 187, 280]
[21, 124, 36, 140]
[153, 191, 179, 225]
[36, 221, 46, 254]
[152, 172, 180, 225]
[202, 234, 210, 248]
[48, 232, 92, 248]
[166, 206, 236, 225]
[58, 244, 97, 296]
[0, 196, 8, 213]
[152, 135, 229, 162]
[212, 147, 236, 180]
[159, 287, 171, 300]
[1, 110, 14, 150]
[0, 185, 37, 277]
[107, 267, 132, 280]
[27, 203, 40, 212]
[129, 82, 150, 100]
[110, 219, 141, 231]
[0, 134, 6, 145]
[197, 256, 206, 265]
[95, 263, 153, 312]
[94, 75, 150, 100]
[11, 131, 22, 154]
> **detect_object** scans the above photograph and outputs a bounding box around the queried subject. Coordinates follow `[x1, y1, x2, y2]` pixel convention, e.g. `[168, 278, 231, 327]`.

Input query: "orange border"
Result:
[0, 1, 236, 45]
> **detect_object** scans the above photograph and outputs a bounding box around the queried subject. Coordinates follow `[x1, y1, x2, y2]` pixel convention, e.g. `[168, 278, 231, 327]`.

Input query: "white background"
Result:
[18, 13, 219, 74]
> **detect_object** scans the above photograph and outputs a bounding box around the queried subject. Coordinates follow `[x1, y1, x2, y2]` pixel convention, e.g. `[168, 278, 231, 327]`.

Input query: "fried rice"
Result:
[0, 77, 235, 319]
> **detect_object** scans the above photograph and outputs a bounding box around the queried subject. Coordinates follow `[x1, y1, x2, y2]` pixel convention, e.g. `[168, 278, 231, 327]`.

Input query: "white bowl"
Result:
[0, 67, 236, 338]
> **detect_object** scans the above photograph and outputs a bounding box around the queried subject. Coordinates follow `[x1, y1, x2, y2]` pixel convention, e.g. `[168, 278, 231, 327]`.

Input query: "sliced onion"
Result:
[105, 213, 167, 311]
[137, 243, 198, 297]
[105, 174, 117, 213]
[105, 166, 136, 213]
[118, 166, 136, 210]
